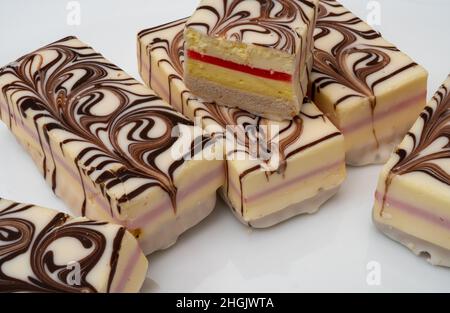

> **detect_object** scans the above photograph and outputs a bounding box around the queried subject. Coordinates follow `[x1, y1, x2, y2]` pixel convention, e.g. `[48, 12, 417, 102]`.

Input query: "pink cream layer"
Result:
[113, 244, 144, 293]
[230, 159, 344, 206]
[341, 91, 426, 135]
[0, 100, 222, 230]
[375, 191, 450, 230]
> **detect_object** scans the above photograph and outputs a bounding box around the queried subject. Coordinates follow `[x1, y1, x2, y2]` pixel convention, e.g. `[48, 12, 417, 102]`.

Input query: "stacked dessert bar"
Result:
[138, 16, 347, 228]
[311, 0, 428, 166]
[373, 76, 450, 267]
[183, 0, 318, 121]
[137, 0, 430, 231]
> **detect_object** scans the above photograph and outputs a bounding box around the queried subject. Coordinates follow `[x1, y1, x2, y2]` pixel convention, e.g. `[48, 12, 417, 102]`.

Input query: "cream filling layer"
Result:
[185, 58, 293, 101]
[374, 191, 450, 250]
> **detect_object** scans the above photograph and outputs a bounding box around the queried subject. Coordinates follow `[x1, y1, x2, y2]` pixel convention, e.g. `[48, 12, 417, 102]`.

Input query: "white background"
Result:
[0, 0, 449, 292]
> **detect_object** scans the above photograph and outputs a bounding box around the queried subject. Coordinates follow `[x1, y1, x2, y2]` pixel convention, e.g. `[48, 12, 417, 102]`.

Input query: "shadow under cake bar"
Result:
[0, 37, 224, 255]
[311, 0, 428, 166]
[373, 75, 450, 267]
[0, 197, 147, 292]
[183, 0, 319, 121]
[138, 19, 346, 228]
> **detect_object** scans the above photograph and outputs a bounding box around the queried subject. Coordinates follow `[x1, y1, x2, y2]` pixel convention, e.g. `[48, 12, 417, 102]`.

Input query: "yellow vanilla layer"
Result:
[140, 38, 298, 122]
[185, 28, 296, 73]
[374, 171, 450, 250]
[226, 135, 346, 221]
[185, 58, 293, 101]
[314, 67, 427, 156]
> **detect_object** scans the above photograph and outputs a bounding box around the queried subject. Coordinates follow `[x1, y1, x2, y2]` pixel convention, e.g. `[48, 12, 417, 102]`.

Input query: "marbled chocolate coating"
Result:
[391, 77, 450, 182]
[186, 0, 319, 54]
[0, 198, 125, 293]
[311, 0, 420, 144]
[0, 37, 210, 216]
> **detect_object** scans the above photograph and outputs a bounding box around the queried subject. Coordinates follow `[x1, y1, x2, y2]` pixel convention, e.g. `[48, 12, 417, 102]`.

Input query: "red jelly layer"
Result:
[187, 50, 292, 82]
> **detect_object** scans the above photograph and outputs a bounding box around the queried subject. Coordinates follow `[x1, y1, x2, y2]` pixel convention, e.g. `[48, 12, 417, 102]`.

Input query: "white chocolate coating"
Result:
[311, 0, 428, 166]
[0, 198, 147, 292]
[374, 75, 450, 267]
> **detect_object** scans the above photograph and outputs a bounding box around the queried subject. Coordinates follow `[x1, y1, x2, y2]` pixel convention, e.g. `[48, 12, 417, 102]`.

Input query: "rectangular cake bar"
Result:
[311, 0, 428, 166]
[0, 198, 147, 292]
[373, 75, 450, 267]
[138, 19, 346, 227]
[184, 0, 319, 121]
[0, 37, 224, 255]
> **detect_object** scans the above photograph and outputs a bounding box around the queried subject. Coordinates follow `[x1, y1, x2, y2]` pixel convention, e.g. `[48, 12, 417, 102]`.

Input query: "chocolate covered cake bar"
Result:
[311, 0, 428, 166]
[373, 75, 450, 267]
[0, 198, 147, 292]
[0, 37, 224, 254]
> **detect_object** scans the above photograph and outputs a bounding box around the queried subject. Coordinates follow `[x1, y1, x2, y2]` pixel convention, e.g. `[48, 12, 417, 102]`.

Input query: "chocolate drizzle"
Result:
[311, 0, 418, 145]
[0, 36, 208, 217]
[0, 199, 126, 293]
[186, 0, 318, 54]
[380, 77, 450, 215]
[138, 18, 343, 212]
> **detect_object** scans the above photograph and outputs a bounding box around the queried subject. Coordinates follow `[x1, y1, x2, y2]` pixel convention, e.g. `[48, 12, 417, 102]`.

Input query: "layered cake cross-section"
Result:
[184, 0, 319, 121]
[0, 198, 147, 292]
[373, 75, 450, 267]
[311, 0, 428, 166]
[0, 37, 224, 255]
[138, 19, 346, 228]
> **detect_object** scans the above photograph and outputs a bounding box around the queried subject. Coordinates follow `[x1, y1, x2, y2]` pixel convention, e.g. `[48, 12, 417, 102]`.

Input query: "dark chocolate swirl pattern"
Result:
[0, 36, 209, 216]
[380, 77, 450, 213]
[311, 0, 418, 144]
[186, 0, 318, 54]
[138, 18, 342, 214]
[392, 81, 450, 181]
[0, 199, 125, 293]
